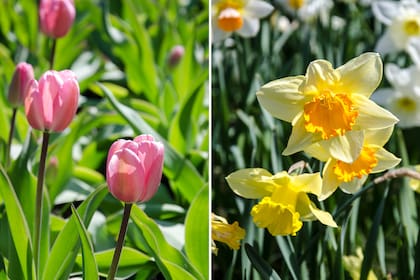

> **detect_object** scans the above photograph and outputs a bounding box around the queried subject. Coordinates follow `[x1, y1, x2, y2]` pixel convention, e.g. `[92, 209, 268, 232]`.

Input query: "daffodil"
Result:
[211, 213, 246, 255]
[212, 0, 274, 43]
[343, 247, 378, 280]
[226, 168, 337, 236]
[280, 0, 333, 23]
[305, 126, 401, 200]
[372, 0, 420, 54]
[257, 52, 399, 163]
[408, 165, 420, 193]
[372, 63, 420, 128]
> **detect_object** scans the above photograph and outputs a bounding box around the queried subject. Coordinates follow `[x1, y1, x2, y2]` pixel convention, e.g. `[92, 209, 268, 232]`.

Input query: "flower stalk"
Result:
[6, 108, 17, 167]
[34, 131, 50, 278]
[107, 203, 133, 280]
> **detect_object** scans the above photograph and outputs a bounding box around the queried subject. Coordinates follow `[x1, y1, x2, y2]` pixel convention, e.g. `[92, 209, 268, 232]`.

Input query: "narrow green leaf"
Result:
[70, 204, 99, 280]
[245, 243, 282, 280]
[75, 247, 152, 278]
[276, 236, 300, 280]
[0, 165, 35, 280]
[184, 184, 209, 279]
[360, 185, 389, 280]
[42, 184, 108, 280]
[130, 205, 202, 280]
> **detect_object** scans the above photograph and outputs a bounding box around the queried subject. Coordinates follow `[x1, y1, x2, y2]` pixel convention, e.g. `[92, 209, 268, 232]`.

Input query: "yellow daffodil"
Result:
[226, 168, 337, 236]
[212, 0, 274, 42]
[343, 247, 377, 280]
[305, 126, 401, 200]
[211, 213, 246, 255]
[408, 165, 420, 193]
[257, 52, 399, 163]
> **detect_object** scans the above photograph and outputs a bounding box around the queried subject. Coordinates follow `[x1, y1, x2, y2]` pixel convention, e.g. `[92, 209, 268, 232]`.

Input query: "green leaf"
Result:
[276, 236, 300, 280]
[99, 82, 204, 203]
[75, 247, 152, 278]
[245, 243, 282, 280]
[42, 184, 108, 280]
[70, 204, 99, 280]
[0, 165, 35, 280]
[130, 205, 202, 280]
[184, 184, 209, 279]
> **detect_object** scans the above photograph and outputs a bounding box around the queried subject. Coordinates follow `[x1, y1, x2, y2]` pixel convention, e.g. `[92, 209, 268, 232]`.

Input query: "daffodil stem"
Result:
[107, 203, 132, 280]
[34, 131, 50, 278]
[6, 108, 17, 167]
[49, 39, 56, 70]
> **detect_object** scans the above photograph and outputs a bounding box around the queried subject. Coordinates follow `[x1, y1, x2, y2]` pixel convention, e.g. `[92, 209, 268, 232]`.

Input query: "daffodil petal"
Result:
[225, 168, 275, 199]
[372, 147, 401, 172]
[245, 0, 274, 18]
[283, 115, 315, 155]
[237, 17, 259, 37]
[364, 127, 394, 147]
[322, 130, 364, 163]
[257, 76, 306, 122]
[340, 176, 367, 194]
[304, 143, 330, 161]
[354, 94, 399, 129]
[305, 59, 337, 92]
[290, 172, 322, 196]
[336, 53, 382, 98]
[309, 202, 338, 227]
[372, 1, 399, 25]
[319, 159, 341, 201]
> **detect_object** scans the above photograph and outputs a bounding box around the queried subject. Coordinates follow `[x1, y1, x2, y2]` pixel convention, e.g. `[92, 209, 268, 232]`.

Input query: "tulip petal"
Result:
[225, 168, 275, 199]
[25, 80, 46, 131]
[107, 148, 145, 203]
[257, 76, 306, 122]
[50, 76, 79, 132]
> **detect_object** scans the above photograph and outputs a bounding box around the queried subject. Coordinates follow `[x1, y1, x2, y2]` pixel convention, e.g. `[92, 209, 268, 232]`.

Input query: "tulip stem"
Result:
[107, 203, 133, 280]
[34, 131, 50, 278]
[6, 108, 17, 167]
[49, 39, 57, 69]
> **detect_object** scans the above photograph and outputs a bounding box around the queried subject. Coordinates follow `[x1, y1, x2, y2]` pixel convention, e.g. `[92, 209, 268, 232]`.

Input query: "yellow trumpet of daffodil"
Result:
[226, 168, 337, 236]
[211, 213, 246, 255]
[305, 126, 401, 200]
[257, 53, 399, 163]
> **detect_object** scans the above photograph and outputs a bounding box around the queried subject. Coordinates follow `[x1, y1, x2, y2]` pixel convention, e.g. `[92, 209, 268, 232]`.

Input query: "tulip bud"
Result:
[106, 134, 164, 203]
[39, 0, 76, 38]
[7, 62, 34, 107]
[167, 45, 185, 68]
[24, 70, 79, 132]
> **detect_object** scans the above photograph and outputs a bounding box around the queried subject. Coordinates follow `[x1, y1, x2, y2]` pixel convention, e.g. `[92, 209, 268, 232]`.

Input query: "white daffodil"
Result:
[280, 0, 333, 23]
[372, 0, 420, 54]
[212, 0, 274, 43]
[372, 63, 420, 128]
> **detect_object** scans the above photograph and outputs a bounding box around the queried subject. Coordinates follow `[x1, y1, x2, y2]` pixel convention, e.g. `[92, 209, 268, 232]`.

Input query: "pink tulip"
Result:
[106, 135, 164, 203]
[8, 62, 34, 107]
[168, 45, 185, 68]
[24, 70, 79, 132]
[39, 0, 76, 38]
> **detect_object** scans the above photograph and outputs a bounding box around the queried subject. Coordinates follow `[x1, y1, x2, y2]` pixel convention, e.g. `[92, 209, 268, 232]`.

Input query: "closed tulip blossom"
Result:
[39, 0, 76, 38]
[106, 135, 164, 203]
[24, 70, 79, 132]
[257, 52, 399, 163]
[7, 62, 34, 108]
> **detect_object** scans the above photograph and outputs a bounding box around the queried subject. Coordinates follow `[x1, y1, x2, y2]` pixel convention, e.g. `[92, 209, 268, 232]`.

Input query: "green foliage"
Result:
[0, 0, 208, 279]
[212, 1, 420, 279]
